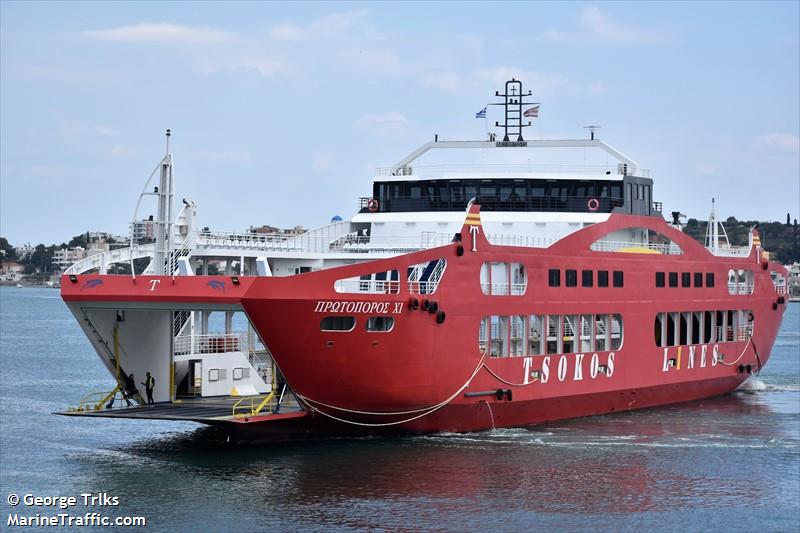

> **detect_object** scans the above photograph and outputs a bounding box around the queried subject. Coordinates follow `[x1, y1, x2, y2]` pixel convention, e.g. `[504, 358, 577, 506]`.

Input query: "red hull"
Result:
[62, 209, 789, 437]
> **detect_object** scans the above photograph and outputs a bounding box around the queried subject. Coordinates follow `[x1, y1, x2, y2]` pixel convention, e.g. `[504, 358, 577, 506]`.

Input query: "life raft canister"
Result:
[587, 198, 600, 212]
[367, 198, 379, 212]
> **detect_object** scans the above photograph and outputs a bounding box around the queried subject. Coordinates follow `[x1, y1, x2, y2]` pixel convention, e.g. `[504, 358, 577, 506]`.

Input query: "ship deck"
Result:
[56, 395, 304, 423]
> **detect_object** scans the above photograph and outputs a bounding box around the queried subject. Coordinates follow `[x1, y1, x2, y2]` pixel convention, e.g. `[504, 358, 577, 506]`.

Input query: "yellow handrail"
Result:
[231, 391, 275, 418]
[69, 385, 122, 412]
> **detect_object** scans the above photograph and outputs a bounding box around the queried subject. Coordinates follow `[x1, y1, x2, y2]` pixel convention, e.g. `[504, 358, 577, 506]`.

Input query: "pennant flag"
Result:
[523, 105, 540, 118]
[475, 107, 487, 119]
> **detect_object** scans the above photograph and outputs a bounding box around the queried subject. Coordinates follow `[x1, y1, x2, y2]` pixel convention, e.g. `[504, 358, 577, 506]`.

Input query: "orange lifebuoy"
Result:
[367, 198, 379, 212]
[587, 198, 600, 212]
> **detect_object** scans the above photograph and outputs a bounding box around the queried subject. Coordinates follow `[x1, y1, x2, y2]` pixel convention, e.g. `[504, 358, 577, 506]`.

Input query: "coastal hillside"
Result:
[683, 216, 799, 265]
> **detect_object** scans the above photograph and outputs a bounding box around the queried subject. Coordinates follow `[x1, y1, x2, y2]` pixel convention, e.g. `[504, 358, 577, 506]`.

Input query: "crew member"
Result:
[141, 372, 155, 405]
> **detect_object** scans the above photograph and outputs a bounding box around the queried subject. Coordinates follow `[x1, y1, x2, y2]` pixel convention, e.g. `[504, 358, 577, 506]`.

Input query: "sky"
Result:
[1, 1, 798, 246]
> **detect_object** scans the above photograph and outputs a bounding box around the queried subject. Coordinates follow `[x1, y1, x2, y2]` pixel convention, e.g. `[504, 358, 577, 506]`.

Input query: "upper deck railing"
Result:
[374, 163, 651, 179]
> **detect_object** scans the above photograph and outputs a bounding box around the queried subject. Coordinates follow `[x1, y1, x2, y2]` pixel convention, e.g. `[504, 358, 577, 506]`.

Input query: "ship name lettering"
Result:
[532, 352, 615, 384]
[662, 344, 720, 372]
[313, 300, 400, 314]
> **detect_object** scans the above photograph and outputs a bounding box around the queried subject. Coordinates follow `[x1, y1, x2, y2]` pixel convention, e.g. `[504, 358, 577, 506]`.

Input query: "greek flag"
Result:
[475, 107, 487, 119]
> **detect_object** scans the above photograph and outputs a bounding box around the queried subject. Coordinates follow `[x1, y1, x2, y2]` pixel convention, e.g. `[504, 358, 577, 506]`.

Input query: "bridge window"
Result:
[335, 270, 399, 294]
[480, 262, 527, 295]
[321, 316, 356, 332]
[366, 316, 394, 332]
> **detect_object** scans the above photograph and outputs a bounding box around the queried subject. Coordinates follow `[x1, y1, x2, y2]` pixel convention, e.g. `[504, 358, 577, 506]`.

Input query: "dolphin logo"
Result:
[207, 280, 225, 292]
[80, 279, 104, 291]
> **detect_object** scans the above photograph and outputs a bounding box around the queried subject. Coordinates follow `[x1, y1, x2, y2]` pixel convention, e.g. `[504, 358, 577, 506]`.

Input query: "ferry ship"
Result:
[60, 79, 790, 440]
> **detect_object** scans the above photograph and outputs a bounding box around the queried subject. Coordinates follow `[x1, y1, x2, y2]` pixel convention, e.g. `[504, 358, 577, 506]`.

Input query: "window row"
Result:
[320, 316, 395, 332]
[654, 310, 753, 347]
[549, 269, 623, 288]
[479, 314, 623, 357]
[655, 271, 715, 288]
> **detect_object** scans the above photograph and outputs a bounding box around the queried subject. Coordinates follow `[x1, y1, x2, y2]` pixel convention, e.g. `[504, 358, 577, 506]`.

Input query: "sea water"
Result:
[1, 287, 798, 531]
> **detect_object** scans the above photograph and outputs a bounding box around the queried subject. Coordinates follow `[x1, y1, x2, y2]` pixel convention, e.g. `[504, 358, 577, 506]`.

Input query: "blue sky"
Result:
[1, 1, 798, 245]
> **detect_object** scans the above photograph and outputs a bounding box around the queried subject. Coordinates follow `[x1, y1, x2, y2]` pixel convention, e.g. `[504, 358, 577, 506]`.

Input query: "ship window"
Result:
[694, 272, 703, 287]
[728, 269, 754, 295]
[366, 316, 394, 332]
[598, 270, 609, 287]
[679, 312, 689, 345]
[669, 272, 678, 287]
[655, 313, 664, 347]
[692, 312, 701, 345]
[528, 315, 543, 355]
[335, 270, 399, 294]
[546, 315, 561, 354]
[509, 315, 525, 356]
[610, 314, 623, 350]
[656, 272, 665, 287]
[490, 315, 508, 357]
[480, 262, 527, 295]
[321, 316, 356, 332]
[666, 313, 676, 346]
[682, 272, 691, 287]
[595, 314, 609, 351]
[582, 270, 594, 287]
[548, 269, 561, 287]
[562, 315, 577, 353]
[566, 269, 578, 287]
[408, 259, 446, 294]
[704, 311, 713, 343]
[706, 272, 715, 288]
[580, 315, 593, 351]
[613, 271, 624, 288]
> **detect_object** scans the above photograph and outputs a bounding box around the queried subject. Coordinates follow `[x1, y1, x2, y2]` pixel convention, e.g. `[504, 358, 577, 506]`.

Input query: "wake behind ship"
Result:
[59, 79, 790, 440]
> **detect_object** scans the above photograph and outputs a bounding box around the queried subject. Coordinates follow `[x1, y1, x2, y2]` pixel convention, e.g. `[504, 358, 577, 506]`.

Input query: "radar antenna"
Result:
[490, 78, 539, 142]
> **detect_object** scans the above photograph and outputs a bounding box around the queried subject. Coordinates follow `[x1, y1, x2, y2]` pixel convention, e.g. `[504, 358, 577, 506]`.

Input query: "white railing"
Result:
[486, 234, 557, 249]
[174, 332, 254, 356]
[480, 282, 527, 295]
[167, 234, 193, 276]
[708, 245, 751, 257]
[333, 279, 400, 294]
[408, 258, 447, 294]
[64, 244, 155, 275]
[374, 163, 650, 179]
[332, 232, 453, 253]
[590, 240, 683, 255]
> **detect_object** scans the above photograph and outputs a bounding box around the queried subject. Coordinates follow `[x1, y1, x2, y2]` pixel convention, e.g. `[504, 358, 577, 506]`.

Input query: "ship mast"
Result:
[705, 198, 730, 252]
[491, 79, 538, 143]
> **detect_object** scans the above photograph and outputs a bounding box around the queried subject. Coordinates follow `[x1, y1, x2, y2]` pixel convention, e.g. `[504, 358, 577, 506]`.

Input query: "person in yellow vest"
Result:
[140, 372, 155, 405]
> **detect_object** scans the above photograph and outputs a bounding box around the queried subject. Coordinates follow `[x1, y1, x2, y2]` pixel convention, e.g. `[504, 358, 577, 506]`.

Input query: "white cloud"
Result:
[543, 6, 666, 45]
[758, 133, 800, 153]
[94, 125, 120, 137]
[355, 112, 409, 135]
[421, 72, 460, 92]
[81, 23, 233, 45]
[269, 11, 368, 42]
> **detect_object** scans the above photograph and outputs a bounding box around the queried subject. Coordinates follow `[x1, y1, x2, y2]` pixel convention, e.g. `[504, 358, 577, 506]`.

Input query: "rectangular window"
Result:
[321, 316, 356, 332]
[548, 269, 561, 287]
[613, 270, 624, 288]
[669, 272, 678, 287]
[656, 272, 665, 287]
[566, 269, 578, 287]
[681, 272, 691, 287]
[598, 270, 609, 287]
[366, 316, 394, 332]
[694, 272, 703, 287]
[582, 270, 594, 287]
[528, 315, 543, 355]
[706, 272, 715, 288]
